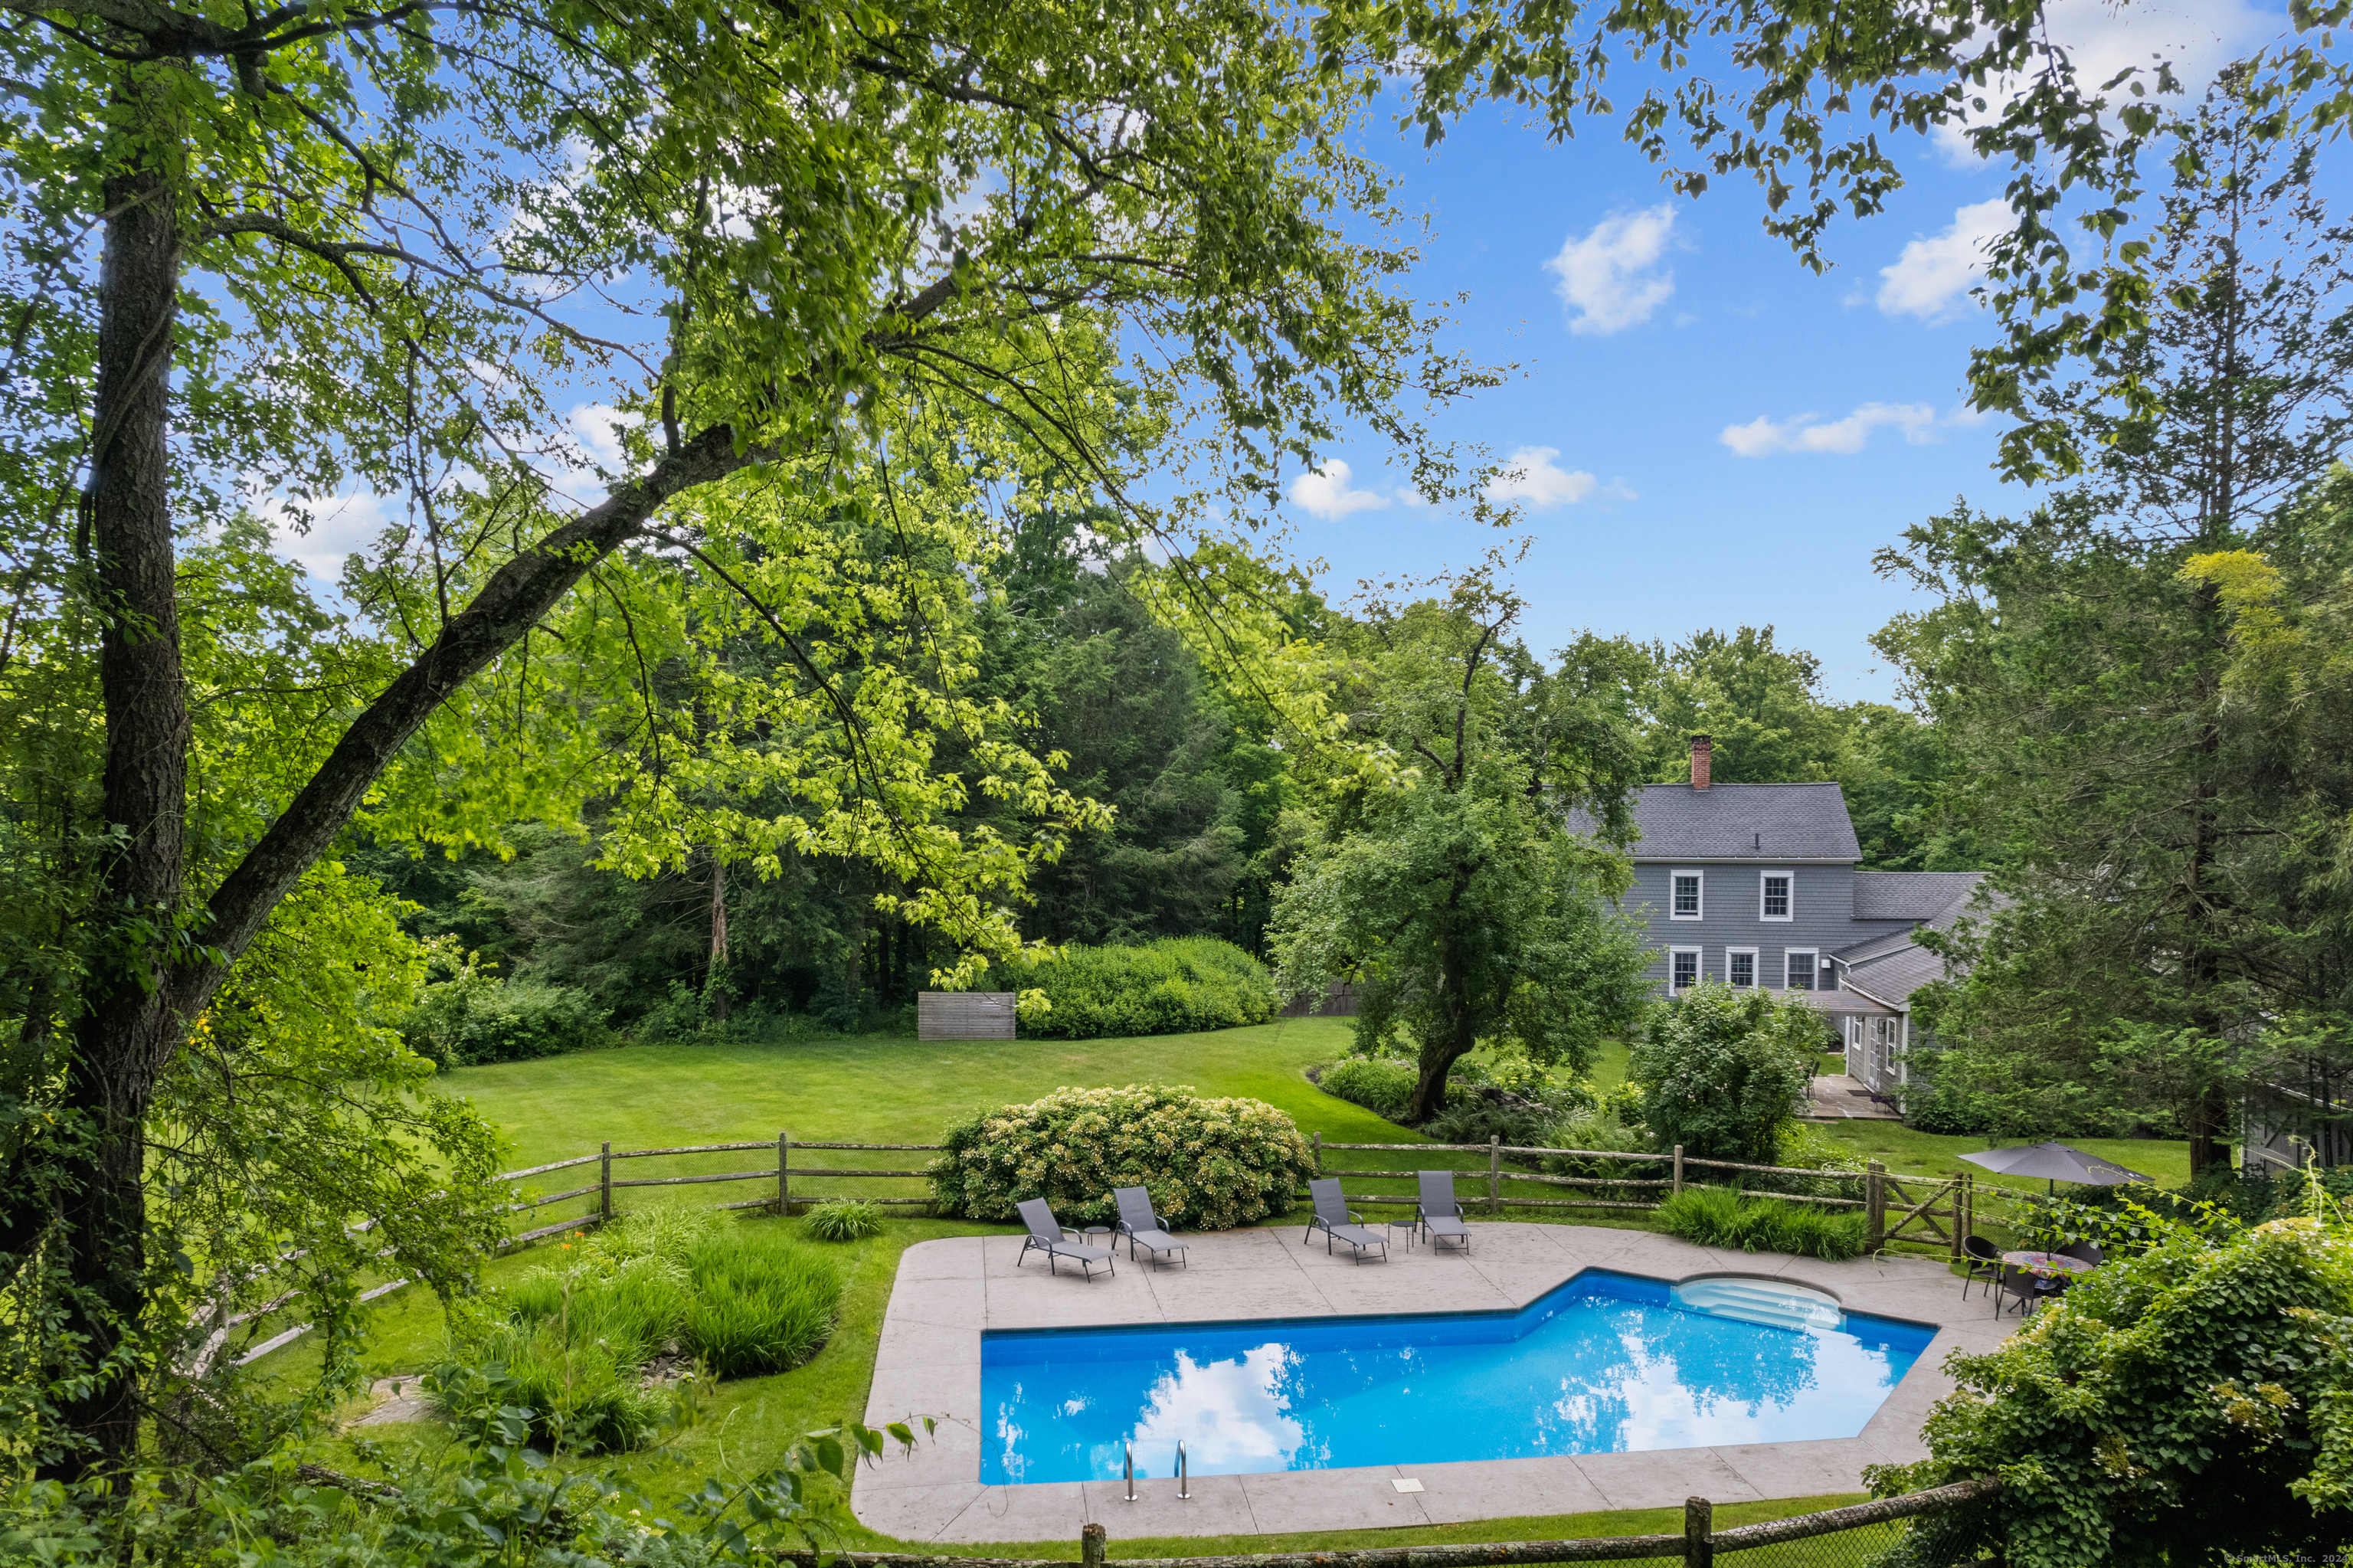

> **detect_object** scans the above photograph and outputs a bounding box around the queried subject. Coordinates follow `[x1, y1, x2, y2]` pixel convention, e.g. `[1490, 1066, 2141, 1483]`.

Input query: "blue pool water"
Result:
[981, 1269, 1934, 1485]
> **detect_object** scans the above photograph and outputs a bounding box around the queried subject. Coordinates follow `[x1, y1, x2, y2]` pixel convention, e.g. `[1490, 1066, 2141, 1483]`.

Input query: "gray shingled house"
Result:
[1573, 735, 1990, 1101]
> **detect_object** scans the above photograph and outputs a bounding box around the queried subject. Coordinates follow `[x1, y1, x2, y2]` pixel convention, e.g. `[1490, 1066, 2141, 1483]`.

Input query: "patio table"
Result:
[2002, 1250, 2093, 1278]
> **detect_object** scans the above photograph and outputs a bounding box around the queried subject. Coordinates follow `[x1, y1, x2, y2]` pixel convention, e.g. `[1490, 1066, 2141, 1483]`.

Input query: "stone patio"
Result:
[854, 1221, 2013, 1544]
[1802, 1072, 1903, 1121]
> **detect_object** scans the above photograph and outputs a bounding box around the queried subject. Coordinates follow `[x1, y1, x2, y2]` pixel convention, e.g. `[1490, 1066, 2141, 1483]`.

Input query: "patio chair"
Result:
[1304, 1178, 1389, 1264]
[1415, 1170, 1473, 1253]
[2058, 1239, 2104, 1267]
[1959, 1235, 2003, 1300]
[1112, 1186, 1188, 1268]
[1016, 1197, 1116, 1281]
[1993, 1262, 2055, 1318]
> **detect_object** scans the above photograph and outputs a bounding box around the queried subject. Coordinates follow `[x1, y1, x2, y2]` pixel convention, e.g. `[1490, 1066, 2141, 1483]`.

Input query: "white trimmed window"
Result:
[1671, 869, 1704, 920]
[1670, 947, 1701, 991]
[1784, 948, 1818, 990]
[1726, 948, 1757, 989]
[1759, 870, 1793, 921]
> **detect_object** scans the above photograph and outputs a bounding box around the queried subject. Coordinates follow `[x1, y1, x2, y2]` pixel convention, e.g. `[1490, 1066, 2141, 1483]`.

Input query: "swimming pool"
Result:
[980, 1269, 1935, 1485]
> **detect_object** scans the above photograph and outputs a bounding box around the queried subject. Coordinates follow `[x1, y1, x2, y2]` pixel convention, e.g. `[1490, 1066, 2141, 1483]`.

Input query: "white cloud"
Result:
[1932, 0, 2276, 163]
[1287, 459, 1389, 519]
[1720, 402, 1941, 457]
[1544, 204, 1679, 336]
[1876, 198, 2013, 320]
[565, 403, 637, 473]
[259, 490, 398, 584]
[1485, 446, 1599, 509]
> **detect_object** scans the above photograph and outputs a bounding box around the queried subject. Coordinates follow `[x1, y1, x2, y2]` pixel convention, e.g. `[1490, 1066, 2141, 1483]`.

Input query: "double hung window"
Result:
[1785, 949, 1818, 990]
[1726, 948, 1757, 989]
[1671, 870, 1703, 920]
[1670, 948, 1701, 992]
[1760, 872, 1793, 920]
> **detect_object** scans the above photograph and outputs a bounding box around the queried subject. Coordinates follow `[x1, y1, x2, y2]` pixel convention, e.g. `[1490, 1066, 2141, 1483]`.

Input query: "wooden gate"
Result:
[1865, 1162, 1971, 1256]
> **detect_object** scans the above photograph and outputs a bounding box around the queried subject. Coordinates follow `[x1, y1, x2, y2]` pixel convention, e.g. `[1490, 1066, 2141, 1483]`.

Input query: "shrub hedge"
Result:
[400, 960, 608, 1067]
[1315, 1056, 1421, 1121]
[929, 1084, 1314, 1230]
[990, 938, 1278, 1039]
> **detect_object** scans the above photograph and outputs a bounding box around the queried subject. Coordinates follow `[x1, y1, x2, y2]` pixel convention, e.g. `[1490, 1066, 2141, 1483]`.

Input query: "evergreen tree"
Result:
[1880, 80, 2353, 1167]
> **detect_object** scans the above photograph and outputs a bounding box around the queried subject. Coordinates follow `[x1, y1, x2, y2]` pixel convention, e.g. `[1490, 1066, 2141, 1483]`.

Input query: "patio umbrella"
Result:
[1961, 1141, 2152, 1193]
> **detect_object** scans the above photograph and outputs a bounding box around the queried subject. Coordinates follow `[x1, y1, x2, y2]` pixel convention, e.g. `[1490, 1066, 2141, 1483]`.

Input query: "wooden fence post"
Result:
[1865, 1160, 1886, 1252]
[600, 1140, 613, 1226]
[1081, 1521, 1107, 1568]
[1948, 1174, 1967, 1262]
[1312, 1131, 1321, 1174]
[1673, 1144, 1684, 1196]
[1489, 1134, 1501, 1215]
[778, 1131, 790, 1216]
[1683, 1495, 1713, 1568]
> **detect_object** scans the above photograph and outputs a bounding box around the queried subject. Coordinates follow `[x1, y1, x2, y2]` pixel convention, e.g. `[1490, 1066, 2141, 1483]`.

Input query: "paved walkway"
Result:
[854, 1222, 2013, 1543]
[1804, 1072, 1903, 1121]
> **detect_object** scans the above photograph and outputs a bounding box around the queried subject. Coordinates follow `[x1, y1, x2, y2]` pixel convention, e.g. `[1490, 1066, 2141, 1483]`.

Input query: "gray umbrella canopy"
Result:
[1960, 1141, 2151, 1187]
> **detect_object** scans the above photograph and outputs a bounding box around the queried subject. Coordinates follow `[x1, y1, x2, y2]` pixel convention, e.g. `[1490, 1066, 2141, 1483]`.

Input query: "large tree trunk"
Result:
[1407, 938, 1478, 1124]
[707, 853, 729, 1023]
[47, 95, 189, 1481]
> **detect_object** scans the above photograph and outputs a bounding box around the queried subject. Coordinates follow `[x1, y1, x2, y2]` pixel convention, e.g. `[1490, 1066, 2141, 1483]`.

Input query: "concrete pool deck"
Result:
[854, 1222, 2014, 1544]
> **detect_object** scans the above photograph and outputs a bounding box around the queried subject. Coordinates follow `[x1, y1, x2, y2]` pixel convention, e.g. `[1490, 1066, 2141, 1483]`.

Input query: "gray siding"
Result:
[1622, 860, 1916, 994]
[1835, 1011, 1910, 1096]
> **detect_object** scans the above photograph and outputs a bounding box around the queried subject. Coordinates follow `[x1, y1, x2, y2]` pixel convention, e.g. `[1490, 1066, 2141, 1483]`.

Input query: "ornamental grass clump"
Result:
[930, 1084, 1314, 1229]
[1656, 1184, 1868, 1261]
[801, 1199, 886, 1242]
[437, 1210, 843, 1451]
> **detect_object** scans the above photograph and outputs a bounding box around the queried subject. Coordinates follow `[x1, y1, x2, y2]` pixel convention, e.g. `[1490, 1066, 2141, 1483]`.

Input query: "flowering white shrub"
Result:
[928, 1084, 1315, 1229]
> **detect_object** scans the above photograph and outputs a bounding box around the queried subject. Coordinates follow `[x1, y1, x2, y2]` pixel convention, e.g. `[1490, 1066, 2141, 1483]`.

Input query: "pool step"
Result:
[1671, 1277, 1844, 1334]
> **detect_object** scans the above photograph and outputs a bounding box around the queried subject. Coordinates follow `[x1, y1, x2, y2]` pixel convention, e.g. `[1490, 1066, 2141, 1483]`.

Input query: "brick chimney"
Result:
[1690, 733, 1713, 789]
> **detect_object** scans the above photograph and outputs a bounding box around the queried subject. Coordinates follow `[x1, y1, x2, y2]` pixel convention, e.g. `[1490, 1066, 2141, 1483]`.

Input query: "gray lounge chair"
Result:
[1016, 1198, 1116, 1280]
[1113, 1186, 1188, 1268]
[1415, 1170, 1472, 1252]
[1305, 1177, 1388, 1264]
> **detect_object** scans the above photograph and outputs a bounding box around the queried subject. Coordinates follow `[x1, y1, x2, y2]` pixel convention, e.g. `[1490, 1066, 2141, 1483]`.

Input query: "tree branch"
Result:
[164, 421, 759, 1030]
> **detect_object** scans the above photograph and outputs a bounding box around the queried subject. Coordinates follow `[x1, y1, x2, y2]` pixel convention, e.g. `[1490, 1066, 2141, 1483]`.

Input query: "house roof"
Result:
[1832, 873, 1994, 966]
[1777, 987, 1899, 1018]
[1852, 870, 1986, 923]
[1840, 946, 1952, 1009]
[1834, 872, 2004, 1007]
[1573, 782, 1861, 862]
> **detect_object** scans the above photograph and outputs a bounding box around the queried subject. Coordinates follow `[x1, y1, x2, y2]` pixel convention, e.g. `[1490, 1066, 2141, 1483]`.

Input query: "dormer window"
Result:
[1760, 871, 1793, 921]
[1671, 870, 1703, 920]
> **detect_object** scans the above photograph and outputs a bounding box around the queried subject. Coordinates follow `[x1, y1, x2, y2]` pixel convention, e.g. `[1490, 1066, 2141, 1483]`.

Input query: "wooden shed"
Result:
[917, 990, 1017, 1041]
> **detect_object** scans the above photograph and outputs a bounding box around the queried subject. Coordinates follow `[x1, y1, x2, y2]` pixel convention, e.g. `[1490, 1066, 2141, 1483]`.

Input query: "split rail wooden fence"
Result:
[771, 1478, 1996, 1568]
[502, 1133, 1972, 1259]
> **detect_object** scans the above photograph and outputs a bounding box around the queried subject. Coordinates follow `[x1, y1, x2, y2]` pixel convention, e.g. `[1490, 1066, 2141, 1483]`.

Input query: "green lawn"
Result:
[447, 1016, 1379, 1174]
[442, 1017, 1635, 1231]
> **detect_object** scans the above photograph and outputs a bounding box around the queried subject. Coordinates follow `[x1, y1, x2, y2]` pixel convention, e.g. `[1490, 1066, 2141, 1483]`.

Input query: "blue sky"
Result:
[1280, 0, 2286, 701]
